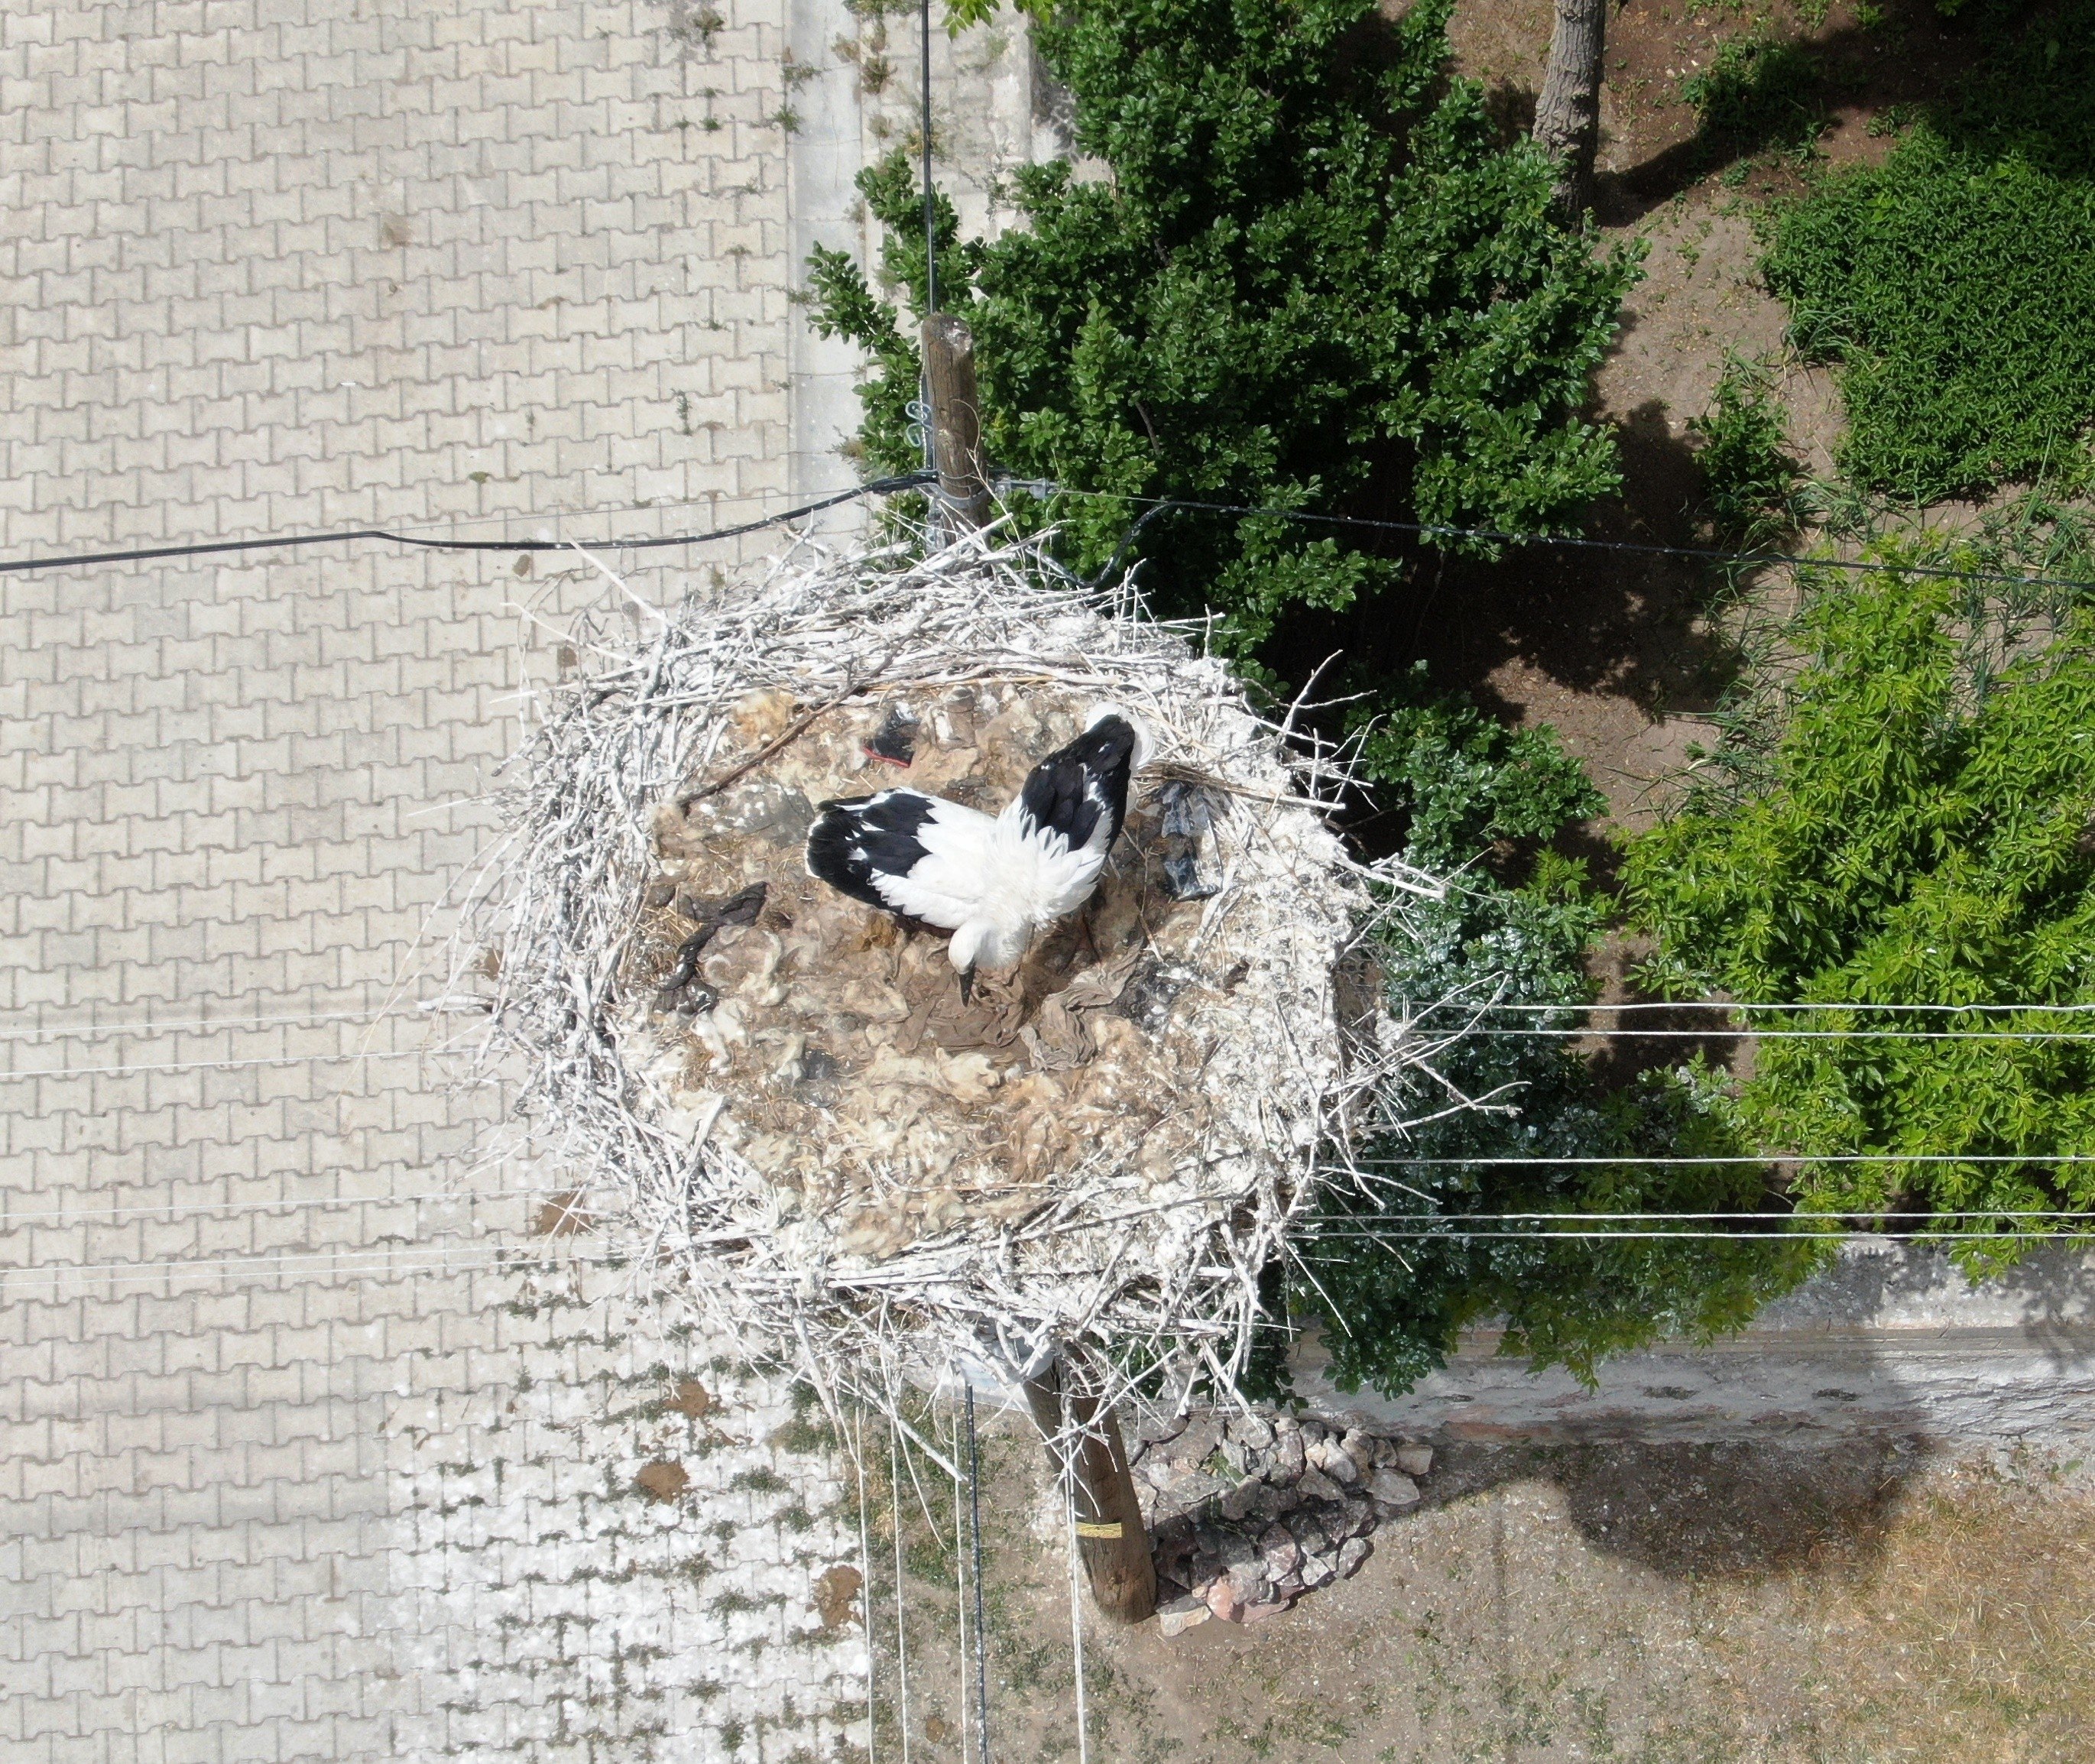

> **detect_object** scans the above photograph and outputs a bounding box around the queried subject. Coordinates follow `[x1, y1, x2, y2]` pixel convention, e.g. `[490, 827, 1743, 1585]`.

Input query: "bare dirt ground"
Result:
[862, 1422, 2095, 1762]
[1419, 0, 1972, 832]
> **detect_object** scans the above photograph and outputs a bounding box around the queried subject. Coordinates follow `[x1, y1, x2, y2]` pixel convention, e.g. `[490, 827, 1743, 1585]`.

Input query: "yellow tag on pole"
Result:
[1072, 1520, 1124, 1540]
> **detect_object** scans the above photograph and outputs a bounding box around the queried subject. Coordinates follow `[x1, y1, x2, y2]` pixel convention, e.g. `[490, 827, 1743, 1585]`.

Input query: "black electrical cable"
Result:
[1021, 482, 2095, 598]
[0, 472, 936, 577]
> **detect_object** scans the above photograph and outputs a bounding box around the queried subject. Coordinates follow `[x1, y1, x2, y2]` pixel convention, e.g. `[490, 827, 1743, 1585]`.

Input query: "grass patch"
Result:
[1763, 1, 2095, 500]
[1682, 31, 1825, 161]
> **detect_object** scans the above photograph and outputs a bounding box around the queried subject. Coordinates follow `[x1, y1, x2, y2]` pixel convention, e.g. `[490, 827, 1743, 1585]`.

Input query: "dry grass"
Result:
[869, 1435, 2095, 1762]
[1722, 1458, 2095, 1756]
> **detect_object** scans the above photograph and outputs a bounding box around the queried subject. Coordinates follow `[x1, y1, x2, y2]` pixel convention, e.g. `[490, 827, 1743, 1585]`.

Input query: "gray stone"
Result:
[1396, 1444, 1434, 1477]
[1299, 1552, 1338, 1590]
[1308, 1438, 1360, 1485]
[1156, 1594, 1211, 1638]
[1153, 1471, 1231, 1519]
[1167, 1415, 1224, 1468]
[1266, 1429, 1305, 1480]
[1285, 1513, 1331, 1558]
[1228, 1413, 1276, 1451]
[1256, 1522, 1302, 1581]
[1335, 1535, 1373, 1579]
[1196, 1523, 1259, 1569]
[1294, 1467, 1344, 1506]
[1133, 1409, 1191, 1447]
[1218, 1477, 1263, 1522]
[1250, 1481, 1301, 1522]
[1367, 1467, 1421, 1509]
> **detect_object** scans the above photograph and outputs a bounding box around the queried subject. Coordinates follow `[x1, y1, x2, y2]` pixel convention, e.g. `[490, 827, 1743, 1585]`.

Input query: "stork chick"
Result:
[805, 708, 1149, 999]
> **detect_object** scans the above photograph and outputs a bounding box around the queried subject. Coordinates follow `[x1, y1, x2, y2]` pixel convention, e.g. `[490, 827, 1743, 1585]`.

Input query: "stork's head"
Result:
[949, 916, 1033, 1003]
[1083, 702, 1155, 772]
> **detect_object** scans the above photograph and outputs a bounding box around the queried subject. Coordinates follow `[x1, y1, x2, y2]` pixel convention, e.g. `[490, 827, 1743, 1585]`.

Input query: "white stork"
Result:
[805, 708, 1149, 997]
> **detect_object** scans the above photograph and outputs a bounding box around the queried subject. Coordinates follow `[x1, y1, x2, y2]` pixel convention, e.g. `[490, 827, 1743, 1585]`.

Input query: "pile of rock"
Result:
[1128, 1410, 1434, 1632]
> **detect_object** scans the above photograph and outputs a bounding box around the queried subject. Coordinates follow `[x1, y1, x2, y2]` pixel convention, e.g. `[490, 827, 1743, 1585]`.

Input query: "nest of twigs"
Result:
[459, 530, 1442, 1412]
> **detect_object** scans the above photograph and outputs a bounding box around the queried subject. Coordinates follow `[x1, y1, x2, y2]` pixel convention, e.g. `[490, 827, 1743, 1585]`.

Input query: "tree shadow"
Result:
[1426, 1433, 1925, 1578]
[1594, 0, 1973, 225]
[1408, 399, 1738, 724]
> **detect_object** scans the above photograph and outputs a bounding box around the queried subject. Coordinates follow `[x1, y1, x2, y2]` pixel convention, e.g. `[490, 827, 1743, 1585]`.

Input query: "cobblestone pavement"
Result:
[0, 1, 1052, 1755]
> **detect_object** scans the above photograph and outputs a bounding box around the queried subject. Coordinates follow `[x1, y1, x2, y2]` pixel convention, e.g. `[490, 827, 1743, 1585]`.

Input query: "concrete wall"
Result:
[1296, 1239, 2095, 1451]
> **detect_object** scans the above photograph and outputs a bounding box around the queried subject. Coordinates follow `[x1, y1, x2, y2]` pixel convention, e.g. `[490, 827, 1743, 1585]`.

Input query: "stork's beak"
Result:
[958, 965, 975, 1007]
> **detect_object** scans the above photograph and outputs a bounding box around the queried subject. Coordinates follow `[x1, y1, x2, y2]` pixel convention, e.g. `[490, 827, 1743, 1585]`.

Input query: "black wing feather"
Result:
[1018, 715, 1137, 854]
[805, 789, 938, 912]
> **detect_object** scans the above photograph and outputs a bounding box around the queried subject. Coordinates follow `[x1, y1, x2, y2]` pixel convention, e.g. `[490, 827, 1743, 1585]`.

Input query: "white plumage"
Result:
[805, 707, 1149, 989]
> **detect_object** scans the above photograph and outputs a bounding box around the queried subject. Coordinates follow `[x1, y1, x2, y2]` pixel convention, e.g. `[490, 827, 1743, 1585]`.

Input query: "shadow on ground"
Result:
[1425, 1434, 1925, 1578]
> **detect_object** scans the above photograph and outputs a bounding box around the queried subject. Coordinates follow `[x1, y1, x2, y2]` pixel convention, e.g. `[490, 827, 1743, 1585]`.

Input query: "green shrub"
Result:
[808, 0, 1638, 654]
[1623, 556, 2095, 1269]
[1689, 355, 1805, 546]
[1761, 2, 2095, 501]
[1283, 686, 1818, 1396]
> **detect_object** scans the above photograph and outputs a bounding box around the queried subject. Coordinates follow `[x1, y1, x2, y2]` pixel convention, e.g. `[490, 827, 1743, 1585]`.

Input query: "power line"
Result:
[0, 474, 934, 577]
[0, 1186, 552, 1227]
[1433, 1026, 2095, 1040]
[1455, 1000, 2095, 1015]
[1021, 482, 2095, 597]
[0, 1243, 618, 1293]
[1351, 1153, 2095, 1167]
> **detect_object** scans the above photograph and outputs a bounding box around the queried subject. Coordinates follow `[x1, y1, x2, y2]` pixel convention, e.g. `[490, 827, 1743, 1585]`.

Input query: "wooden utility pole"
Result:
[1533, 0, 1607, 224]
[1021, 1351, 1156, 1625]
[919, 313, 994, 533]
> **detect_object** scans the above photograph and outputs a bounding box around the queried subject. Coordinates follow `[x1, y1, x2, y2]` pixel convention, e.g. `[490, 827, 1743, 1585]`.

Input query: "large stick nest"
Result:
[463, 533, 1441, 1406]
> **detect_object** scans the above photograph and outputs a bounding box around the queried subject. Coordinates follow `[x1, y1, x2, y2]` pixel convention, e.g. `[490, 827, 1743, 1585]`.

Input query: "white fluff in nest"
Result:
[803, 706, 1150, 994]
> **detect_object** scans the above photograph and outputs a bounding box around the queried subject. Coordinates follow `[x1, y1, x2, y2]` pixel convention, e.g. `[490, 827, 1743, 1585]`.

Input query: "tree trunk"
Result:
[1532, 0, 1607, 225]
[919, 313, 993, 533]
[1020, 1352, 1156, 1625]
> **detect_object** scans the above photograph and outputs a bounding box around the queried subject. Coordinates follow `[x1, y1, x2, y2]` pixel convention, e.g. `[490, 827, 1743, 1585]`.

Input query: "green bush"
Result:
[1283, 684, 1817, 1396]
[1623, 557, 2095, 1269]
[1761, 2, 2095, 501]
[808, 0, 1638, 654]
[1689, 355, 1805, 546]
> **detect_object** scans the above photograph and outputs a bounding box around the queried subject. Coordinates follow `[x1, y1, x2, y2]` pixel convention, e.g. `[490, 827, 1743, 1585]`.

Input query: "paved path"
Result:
[0, 2, 1042, 1756]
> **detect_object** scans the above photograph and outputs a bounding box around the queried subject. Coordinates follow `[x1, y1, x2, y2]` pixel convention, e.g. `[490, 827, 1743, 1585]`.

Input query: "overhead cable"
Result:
[0, 473, 934, 576]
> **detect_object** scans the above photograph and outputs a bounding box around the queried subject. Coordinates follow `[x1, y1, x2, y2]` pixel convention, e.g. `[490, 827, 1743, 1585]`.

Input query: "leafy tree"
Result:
[1623, 559, 2095, 1270]
[809, 0, 1639, 655]
[1280, 684, 1817, 1396]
